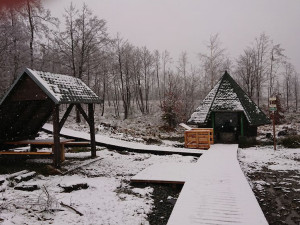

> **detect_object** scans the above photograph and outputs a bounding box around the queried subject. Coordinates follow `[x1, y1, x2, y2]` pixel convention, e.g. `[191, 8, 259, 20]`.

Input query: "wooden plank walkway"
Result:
[42, 123, 205, 156]
[167, 144, 268, 225]
[131, 162, 196, 184]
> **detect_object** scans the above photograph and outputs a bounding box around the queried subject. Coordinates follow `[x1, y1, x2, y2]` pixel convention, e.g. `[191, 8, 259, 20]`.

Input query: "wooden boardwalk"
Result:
[131, 162, 195, 184]
[42, 123, 205, 156]
[167, 144, 268, 225]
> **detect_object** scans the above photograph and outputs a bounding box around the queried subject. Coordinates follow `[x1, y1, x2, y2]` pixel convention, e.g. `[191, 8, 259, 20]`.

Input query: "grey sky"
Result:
[44, 0, 300, 71]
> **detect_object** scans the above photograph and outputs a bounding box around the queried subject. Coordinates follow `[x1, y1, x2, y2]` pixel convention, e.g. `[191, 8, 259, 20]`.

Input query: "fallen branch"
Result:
[59, 183, 88, 193]
[63, 157, 102, 175]
[14, 172, 36, 183]
[6, 170, 29, 180]
[60, 202, 83, 216]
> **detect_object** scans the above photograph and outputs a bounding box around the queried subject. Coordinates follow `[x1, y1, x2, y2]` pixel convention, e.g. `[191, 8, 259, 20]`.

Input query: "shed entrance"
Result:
[214, 112, 240, 143]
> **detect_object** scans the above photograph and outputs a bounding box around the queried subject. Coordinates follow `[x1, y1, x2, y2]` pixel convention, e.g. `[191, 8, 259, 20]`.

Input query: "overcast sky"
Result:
[44, 0, 300, 71]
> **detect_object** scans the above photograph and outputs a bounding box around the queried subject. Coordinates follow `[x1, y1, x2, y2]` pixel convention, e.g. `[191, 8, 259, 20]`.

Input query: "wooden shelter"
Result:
[0, 68, 102, 167]
[188, 71, 270, 143]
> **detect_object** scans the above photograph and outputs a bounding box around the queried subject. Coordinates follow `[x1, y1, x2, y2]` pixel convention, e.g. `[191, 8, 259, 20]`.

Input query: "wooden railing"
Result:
[184, 128, 214, 150]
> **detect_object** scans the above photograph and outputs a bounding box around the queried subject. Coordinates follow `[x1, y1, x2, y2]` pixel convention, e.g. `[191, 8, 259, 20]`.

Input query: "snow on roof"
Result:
[188, 79, 221, 125]
[188, 71, 270, 126]
[26, 68, 101, 104]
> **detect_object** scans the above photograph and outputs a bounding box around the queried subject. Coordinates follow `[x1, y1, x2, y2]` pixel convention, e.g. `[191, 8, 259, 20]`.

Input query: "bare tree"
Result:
[235, 47, 256, 98]
[161, 50, 172, 100]
[56, 3, 108, 122]
[56, 3, 78, 77]
[177, 51, 189, 118]
[141, 46, 154, 113]
[294, 74, 299, 111]
[199, 33, 226, 89]
[114, 36, 133, 119]
[283, 61, 294, 111]
[22, 0, 58, 68]
[0, 6, 29, 94]
[253, 33, 270, 106]
[76, 4, 108, 81]
[268, 43, 285, 104]
[153, 50, 162, 106]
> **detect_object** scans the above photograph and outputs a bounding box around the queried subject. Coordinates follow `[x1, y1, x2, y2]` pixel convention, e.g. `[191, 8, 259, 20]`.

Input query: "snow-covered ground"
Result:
[1, 104, 300, 225]
[57, 102, 186, 146]
[239, 146, 300, 172]
[0, 149, 196, 225]
[239, 146, 300, 225]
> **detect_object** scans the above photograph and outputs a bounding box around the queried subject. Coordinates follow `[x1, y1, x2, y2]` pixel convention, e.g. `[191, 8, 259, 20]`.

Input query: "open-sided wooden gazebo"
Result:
[0, 68, 101, 167]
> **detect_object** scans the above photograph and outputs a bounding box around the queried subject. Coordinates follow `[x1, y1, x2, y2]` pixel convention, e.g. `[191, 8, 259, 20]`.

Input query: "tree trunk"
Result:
[27, 0, 34, 68]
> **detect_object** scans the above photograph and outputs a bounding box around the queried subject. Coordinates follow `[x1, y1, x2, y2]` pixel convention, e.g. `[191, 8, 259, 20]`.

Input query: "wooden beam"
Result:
[240, 113, 244, 137]
[59, 104, 74, 132]
[53, 105, 61, 168]
[0, 152, 52, 155]
[130, 179, 185, 185]
[76, 104, 90, 126]
[88, 104, 96, 158]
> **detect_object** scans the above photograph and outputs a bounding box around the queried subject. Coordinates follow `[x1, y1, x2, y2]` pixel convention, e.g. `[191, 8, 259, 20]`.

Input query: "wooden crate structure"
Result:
[184, 128, 214, 149]
[191, 128, 214, 144]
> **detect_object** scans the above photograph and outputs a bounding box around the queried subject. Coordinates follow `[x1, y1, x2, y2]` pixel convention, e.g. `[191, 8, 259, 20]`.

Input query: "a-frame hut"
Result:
[188, 71, 270, 143]
[0, 68, 102, 167]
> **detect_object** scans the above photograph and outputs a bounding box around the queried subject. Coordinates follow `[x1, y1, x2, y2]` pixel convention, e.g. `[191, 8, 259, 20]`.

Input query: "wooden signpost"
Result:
[269, 97, 277, 150]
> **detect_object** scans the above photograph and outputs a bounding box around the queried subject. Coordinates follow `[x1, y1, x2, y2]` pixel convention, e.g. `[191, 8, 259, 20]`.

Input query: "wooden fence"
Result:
[184, 128, 214, 150]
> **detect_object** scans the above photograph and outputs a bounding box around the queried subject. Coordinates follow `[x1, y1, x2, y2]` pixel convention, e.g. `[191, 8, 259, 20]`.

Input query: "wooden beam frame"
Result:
[59, 104, 74, 132]
[76, 104, 90, 126]
[53, 104, 61, 168]
[75, 104, 97, 158]
[240, 113, 244, 137]
[88, 104, 96, 158]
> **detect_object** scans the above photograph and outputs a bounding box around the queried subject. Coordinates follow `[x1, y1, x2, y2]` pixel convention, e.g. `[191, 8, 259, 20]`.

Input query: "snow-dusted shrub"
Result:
[238, 136, 258, 148]
[279, 135, 300, 148]
[161, 90, 184, 129]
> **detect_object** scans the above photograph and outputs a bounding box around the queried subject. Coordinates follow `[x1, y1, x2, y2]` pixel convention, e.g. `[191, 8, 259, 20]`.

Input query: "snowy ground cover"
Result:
[57, 102, 186, 147]
[0, 148, 196, 225]
[238, 146, 300, 225]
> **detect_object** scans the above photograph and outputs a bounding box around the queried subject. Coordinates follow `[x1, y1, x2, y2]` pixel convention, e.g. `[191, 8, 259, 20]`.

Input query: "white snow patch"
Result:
[238, 146, 300, 172]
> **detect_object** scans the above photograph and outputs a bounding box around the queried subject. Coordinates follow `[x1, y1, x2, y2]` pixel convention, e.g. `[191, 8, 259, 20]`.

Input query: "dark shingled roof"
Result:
[188, 71, 270, 126]
[0, 68, 101, 105]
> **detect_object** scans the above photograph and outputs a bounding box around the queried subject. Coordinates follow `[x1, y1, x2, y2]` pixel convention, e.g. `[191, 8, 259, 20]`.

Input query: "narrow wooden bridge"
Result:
[167, 144, 268, 225]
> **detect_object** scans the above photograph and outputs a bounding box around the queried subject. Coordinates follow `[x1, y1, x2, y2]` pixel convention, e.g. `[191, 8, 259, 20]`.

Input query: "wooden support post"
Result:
[88, 104, 96, 158]
[240, 114, 244, 137]
[53, 105, 61, 168]
[273, 111, 276, 150]
[60, 144, 65, 161]
[211, 112, 215, 141]
[59, 104, 74, 132]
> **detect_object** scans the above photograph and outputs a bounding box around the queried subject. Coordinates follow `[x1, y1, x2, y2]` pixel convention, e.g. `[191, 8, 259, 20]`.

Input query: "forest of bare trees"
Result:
[0, 0, 299, 124]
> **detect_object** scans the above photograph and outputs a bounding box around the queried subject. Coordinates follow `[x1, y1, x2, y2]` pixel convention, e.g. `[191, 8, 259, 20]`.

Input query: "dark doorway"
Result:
[215, 112, 239, 143]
